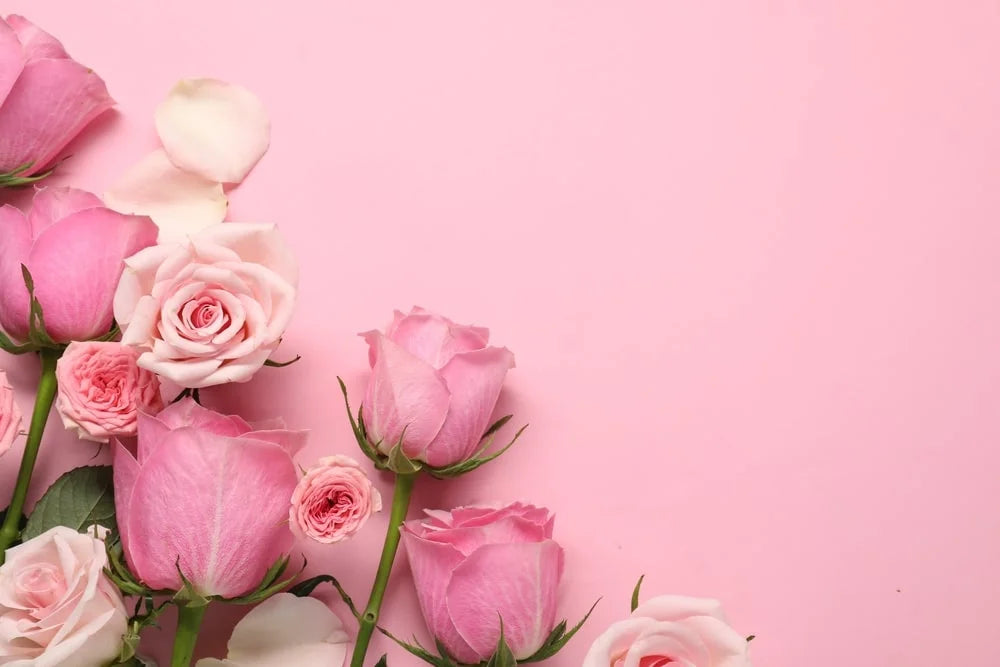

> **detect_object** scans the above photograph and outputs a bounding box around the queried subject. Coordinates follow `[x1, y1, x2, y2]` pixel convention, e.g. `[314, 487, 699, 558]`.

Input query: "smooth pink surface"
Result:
[1, 2, 999, 665]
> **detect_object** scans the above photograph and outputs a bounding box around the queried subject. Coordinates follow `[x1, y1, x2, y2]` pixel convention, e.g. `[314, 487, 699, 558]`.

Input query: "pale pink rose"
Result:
[362, 307, 515, 467]
[0, 187, 157, 344]
[113, 398, 306, 598]
[583, 596, 753, 667]
[0, 15, 114, 176]
[402, 503, 563, 662]
[0, 370, 21, 456]
[290, 455, 382, 544]
[114, 222, 298, 388]
[0, 526, 128, 666]
[195, 593, 349, 667]
[55, 341, 163, 443]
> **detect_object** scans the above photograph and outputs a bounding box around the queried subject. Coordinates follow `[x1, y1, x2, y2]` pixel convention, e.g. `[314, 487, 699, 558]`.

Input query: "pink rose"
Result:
[0, 526, 128, 666]
[0, 16, 114, 177]
[55, 341, 163, 443]
[114, 222, 298, 388]
[402, 503, 563, 662]
[289, 455, 382, 544]
[0, 187, 157, 344]
[583, 596, 753, 667]
[362, 307, 515, 467]
[113, 398, 306, 597]
[195, 593, 349, 667]
[0, 370, 21, 456]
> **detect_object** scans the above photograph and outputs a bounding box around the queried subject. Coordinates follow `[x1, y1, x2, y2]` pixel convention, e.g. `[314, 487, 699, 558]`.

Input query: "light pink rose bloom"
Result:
[362, 307, 515, 467]
[0, 15, 114, 175]
[114, 222, 298, 388]
[55, 341, 163, 443]
[583, 596, 753, 667]
[402, 503, 563, 662]
[0, 526, 128, 667]
[289, 455, 382, 544]
[0, 370, 21, 456]
[113, 398, 306, 598]
[0, 187, 157, 343]
[195, 593, 349, 667]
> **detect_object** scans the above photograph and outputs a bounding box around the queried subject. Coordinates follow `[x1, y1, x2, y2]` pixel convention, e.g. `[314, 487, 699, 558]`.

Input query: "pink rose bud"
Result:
[114, 222, 299, 388]
[0, 526, 128, 666]
[289, 455, 382, 544]
[402, 503, 564, 662]
[361, 307, 515, 468]
[0, 187, 157, 344]
[55, 341, 164, 443]
[0, 15, 114, 176]
[113, 398, 307, 598]
[583, 596, 753, 667]
[0, 369, 21, 456]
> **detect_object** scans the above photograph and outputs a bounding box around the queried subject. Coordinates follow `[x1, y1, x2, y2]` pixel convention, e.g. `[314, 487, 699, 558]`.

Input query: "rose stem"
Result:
[350, 472, 418, 667]
[0, 348, 60, 560]
[171, 604, 208, 667]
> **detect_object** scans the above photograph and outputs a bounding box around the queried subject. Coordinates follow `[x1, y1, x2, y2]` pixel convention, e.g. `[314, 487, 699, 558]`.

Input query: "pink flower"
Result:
[0, 369, 20, 456]
[362, 307, 515, 467]
[55, 341, 163, 443]
[113, 398, 306, 598]
[583, 596, 753, 667]
[402, 503, 564, 662]
[0, 526, 128, 666]
[289, 455, 382, 544]
[195, 593, 349, 667]
[114, 222, 298, 388]
[0, 187, 157, 343]
[0, 15, 114, 176]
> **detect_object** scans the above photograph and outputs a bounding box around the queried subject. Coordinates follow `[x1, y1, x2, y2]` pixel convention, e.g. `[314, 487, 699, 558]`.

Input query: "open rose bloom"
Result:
[113, 399, 305, 597]
[0, 15, 113, 177]
[583, 596, 753, 667]
[289, 455, 382, 544]
[402, 503, 563, 662]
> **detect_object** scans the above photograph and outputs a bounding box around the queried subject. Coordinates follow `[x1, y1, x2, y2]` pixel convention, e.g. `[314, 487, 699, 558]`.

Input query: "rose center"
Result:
[612, 654, 674, 667]
[180, 295, 229, 338]
[15, 562, 67, 610]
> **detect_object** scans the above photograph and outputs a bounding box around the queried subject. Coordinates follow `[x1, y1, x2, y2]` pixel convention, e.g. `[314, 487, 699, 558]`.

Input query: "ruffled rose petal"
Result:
[28, 186, 102, 236]
[5, 15, 69, 61]
[105, 149, 227, 244]
[155, 78, 270, 184]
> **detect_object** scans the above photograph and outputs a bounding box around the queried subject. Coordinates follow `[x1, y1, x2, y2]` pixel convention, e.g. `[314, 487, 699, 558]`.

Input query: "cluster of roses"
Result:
[0, 13, 753, 667]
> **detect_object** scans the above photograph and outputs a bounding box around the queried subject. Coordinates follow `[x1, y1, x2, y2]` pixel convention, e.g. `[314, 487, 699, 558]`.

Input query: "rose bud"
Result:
[0, 369, 21, 456]
[401, 503, 564, 662]
[583, 595, 753, 667]
[113, 398, 306, 598]
[0, 526, 128, 666]
[0, 15, 114, 181]
[55, 341, 163, 443]
[0, 187, 157, 345]
[290, 455, 382, 544]
[361, 307, 515, 468]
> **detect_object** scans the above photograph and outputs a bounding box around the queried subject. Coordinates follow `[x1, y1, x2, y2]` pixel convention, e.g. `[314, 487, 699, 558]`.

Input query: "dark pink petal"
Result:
[361, 333, 450, 459]
[125, 429, 297, 597]
[244, 429, 309, 458]
[447, 541, 564, 660]
[424, 346, 515, 467]
[112, 440, 141, 569]
[0, 204, 32, 341]
[5, 15, 69, 61]
[27, 207, 157, 342]
[27, 186, 102, 236]
[0, 58, 113, 174]
[401, 527, 480, 663]
[154, 397, 250, 436]
[425, 516, 549, 557]
[388, 310, 490, 369]
[0, 20, 24, 108]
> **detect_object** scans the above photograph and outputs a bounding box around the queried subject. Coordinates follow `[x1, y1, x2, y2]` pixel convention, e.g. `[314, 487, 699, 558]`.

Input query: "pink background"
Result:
[3, 1, 1000, 665]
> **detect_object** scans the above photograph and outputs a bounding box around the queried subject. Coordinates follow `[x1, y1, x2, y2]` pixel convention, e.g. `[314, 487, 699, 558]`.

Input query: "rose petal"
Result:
[632, 596, 729, 624]
[104, 149, 227, 244]
[28, 186, 103, 236]
[0, 20, 24, 109]
[192, 223, 298, 285]
[388, 309, 490, 369]
[5, 15, 69, 61]
[155, 78, 270, 183]
[223, 593, 349, 666]
[0, 204, 32, 341]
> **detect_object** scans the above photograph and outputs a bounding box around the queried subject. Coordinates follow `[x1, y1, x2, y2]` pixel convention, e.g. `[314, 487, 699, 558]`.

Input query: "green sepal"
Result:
[223, 553, 303, 605]
[339, 377, 389, 469]
[0, 266, 65, 354]
[485, 619, 517, 667]
[289, 574, 360, 619]
[518, 598, 600, 662]
[377, 625, 458, 667]
[264, 354, 301, 368]
[374, 656, 389, 667]
[387, 441, 422, 475]
[426, 421, 527, 480]
[631, 574, 645, 612]
[0, 161, 53, 188]
[173, 562, 211, 608]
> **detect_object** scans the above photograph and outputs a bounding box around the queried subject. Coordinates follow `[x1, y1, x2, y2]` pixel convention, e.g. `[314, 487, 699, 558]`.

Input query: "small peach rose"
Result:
[0, 369, 21, 456]
[55, 341, 163, 442]
[290, 455, 382, 544]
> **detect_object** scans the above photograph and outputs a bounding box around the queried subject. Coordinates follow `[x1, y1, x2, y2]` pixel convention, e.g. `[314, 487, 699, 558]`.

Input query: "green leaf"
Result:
[22, 466, 117, 541]
[264, 354, 301, 368]
[631, 574, 645, 612]
[288, 574, 360, 619]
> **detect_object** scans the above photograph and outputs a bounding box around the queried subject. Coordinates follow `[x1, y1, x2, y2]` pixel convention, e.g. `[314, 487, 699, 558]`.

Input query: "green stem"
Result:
[350, 472, 418, 667]
[171, 604, 208, 667]
[0, 348, 60, 560]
